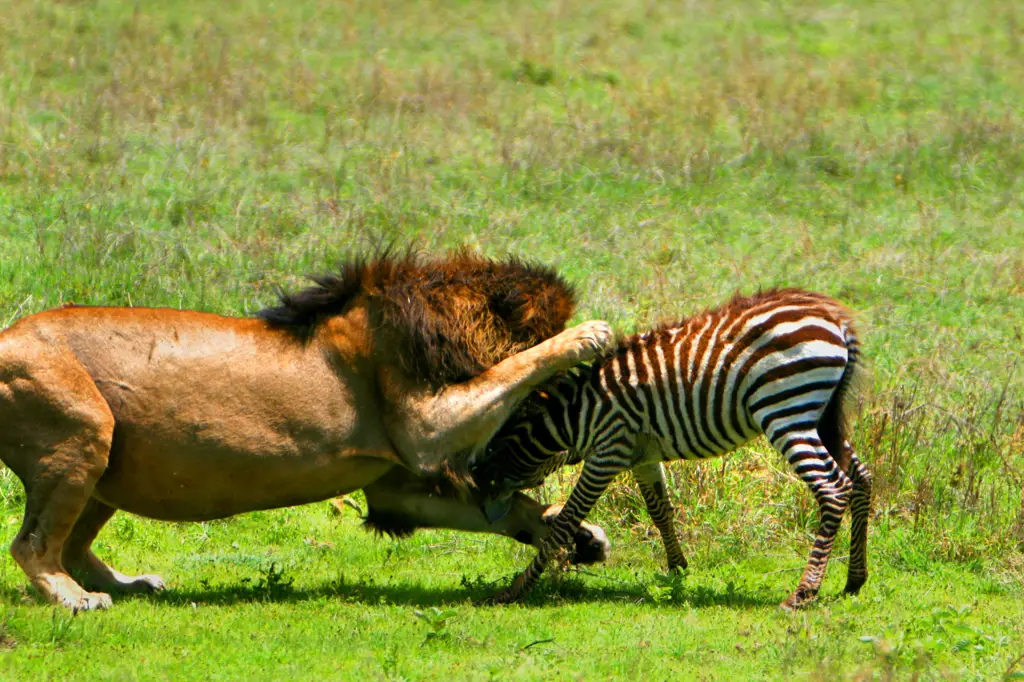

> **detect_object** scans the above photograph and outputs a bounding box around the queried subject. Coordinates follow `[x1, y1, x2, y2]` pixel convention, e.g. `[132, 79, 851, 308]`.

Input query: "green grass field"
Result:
[2, 0, 1023, 678]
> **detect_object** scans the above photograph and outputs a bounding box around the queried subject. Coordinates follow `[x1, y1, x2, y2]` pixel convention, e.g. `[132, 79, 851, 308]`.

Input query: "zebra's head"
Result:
[469, 366, 594, 514]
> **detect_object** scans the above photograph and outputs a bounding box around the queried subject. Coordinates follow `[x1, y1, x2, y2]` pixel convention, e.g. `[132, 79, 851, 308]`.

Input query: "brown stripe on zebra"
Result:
[711, 309, 847, 438]
[741, 355, 849, 408]
[473, 288, 871, 610]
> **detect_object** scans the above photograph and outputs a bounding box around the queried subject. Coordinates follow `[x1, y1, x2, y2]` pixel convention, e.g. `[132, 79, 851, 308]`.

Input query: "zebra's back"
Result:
[599, 289, 858, 463]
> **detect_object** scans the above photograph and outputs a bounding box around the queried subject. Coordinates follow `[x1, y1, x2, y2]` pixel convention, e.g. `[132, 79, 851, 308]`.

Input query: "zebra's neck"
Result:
[473, 369, 598, 493]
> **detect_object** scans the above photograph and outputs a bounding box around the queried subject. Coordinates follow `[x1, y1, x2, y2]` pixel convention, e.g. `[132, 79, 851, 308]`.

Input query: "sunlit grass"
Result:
[1, 0, 1023, 679]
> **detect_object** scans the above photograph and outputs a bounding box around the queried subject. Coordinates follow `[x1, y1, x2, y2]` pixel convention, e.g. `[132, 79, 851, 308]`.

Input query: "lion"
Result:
[0, 250, 612, 611]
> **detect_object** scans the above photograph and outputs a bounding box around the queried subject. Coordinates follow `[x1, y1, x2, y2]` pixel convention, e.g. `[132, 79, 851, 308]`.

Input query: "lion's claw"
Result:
[568, 320, 614, 363]
[62, 590, 112, 612]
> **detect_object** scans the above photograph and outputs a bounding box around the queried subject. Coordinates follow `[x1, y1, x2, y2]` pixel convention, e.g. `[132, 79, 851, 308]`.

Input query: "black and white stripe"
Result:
[474, 289, 873, 608]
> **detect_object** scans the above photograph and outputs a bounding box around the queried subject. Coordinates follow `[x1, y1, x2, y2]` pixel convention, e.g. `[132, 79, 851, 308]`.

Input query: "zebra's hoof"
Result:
[843, 574, 867, 595]
[780, 588, 818, 611]
[478, 589, 518, 607]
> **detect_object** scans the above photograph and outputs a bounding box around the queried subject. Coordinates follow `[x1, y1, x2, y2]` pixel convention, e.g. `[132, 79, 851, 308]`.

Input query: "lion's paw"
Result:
[127, 574, 166, 593]
[63, 590, 112, 613]
[567, 320, 614, 363]
[570, 521, 610, 566]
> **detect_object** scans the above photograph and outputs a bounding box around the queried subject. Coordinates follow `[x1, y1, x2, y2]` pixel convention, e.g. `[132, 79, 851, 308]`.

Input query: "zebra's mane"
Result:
[601, 287, 847, 360]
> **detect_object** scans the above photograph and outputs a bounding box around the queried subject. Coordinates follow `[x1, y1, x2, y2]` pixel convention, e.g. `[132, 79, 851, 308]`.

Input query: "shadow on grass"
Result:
[66, 572, 781, 610]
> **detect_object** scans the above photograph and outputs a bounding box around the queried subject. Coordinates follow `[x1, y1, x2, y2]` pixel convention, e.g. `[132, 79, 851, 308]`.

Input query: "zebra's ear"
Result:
[482, 495, 513, 523]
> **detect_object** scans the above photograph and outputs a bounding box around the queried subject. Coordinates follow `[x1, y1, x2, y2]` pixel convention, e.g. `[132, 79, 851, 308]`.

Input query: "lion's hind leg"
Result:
[62, 499, 165, 595]
[1, 351, 117, 611]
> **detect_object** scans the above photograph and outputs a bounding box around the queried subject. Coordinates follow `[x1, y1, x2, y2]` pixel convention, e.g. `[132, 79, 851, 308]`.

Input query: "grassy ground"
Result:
[1, 0, 1023, 679]
[2, 508, 1022, 680]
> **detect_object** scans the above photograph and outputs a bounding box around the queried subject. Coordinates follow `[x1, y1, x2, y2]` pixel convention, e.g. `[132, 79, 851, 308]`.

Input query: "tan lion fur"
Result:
[0, 251, 612, 611]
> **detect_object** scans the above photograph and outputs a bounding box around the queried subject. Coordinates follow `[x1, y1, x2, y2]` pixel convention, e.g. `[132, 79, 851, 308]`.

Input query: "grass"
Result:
[1, 0, 1023, 678]
[2, 507, 1022, 680]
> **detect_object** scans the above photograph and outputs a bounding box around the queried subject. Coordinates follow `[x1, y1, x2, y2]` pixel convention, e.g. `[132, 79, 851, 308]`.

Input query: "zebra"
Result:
[470, 288, 872, 609]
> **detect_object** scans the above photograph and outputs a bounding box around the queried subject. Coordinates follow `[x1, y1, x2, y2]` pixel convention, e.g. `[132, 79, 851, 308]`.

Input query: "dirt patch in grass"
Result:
[0, 623, 15, 651]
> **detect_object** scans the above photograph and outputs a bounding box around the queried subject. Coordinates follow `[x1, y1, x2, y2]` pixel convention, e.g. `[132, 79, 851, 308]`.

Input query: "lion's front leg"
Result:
[62, 499, 166, 595]
[383, 320, 614, 465]
[361, 469, 610, 563]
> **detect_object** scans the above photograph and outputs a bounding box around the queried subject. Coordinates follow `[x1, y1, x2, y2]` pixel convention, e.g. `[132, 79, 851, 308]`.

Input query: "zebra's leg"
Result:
[632, 462, 687, 573]
[487, 452, 631, 604]
[773, 429, 852, 610]
[843, 448, 872, 595]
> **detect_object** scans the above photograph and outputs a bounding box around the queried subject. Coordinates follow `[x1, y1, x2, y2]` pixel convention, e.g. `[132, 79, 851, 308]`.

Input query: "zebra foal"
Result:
[471, 289, 872, 609]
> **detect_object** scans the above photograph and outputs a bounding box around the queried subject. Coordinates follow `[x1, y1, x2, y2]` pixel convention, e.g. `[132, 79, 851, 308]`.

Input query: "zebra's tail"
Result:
[818, 320, 864, 473]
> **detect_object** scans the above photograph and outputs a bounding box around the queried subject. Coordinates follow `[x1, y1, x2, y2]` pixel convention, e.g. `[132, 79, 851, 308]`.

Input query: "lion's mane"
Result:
[258, 249, 577, 387]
